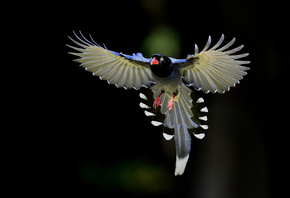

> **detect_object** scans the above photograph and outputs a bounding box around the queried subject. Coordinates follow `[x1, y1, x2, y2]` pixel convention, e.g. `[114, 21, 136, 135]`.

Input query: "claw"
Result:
[167, 94, 176, 111]
[153, 97, 161, 109]
[153, 92, 164, 109]
[167, 98, 174, 111]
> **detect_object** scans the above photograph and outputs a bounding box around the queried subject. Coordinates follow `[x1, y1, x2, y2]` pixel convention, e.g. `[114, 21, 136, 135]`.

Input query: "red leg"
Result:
[153, 92, 163, 109]
[167, 94, 176, 111]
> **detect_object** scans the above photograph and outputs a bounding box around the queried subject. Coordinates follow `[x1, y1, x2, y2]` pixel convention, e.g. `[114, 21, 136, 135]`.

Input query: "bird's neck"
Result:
[150, 64, 173, 78]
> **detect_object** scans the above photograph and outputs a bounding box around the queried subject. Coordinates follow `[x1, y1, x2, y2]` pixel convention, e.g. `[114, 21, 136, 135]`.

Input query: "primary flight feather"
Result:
[67, 31, 250, 175]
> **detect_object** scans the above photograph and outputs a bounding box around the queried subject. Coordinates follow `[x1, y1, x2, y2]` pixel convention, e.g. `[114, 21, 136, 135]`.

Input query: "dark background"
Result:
[37, 0, 288, 197]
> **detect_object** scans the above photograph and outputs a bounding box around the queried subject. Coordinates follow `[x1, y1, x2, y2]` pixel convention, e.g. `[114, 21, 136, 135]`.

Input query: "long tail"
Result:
[139, 83, 208, 175]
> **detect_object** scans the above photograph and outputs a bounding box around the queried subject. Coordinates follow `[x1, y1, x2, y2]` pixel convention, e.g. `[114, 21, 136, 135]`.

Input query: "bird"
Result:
[67, 31, 250, 175]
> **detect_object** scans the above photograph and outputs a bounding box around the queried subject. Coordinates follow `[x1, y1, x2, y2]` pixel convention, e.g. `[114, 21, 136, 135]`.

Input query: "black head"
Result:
[149, 54, 173, 78]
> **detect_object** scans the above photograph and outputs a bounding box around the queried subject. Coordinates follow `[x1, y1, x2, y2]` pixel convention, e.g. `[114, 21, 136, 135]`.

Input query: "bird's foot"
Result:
[153, 97, 161, 109]
[167, 98, 174, 111]
[167, 95, 176, 111]
[153, 92, 164, 109]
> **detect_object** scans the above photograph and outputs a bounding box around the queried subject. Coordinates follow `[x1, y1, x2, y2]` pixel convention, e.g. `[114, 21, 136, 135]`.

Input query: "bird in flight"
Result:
[67, 31, 250, 175]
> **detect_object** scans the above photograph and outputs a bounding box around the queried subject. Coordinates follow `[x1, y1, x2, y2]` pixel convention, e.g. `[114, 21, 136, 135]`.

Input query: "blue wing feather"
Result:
[170, 57, 188, 64]
[117, 51, 151, 63]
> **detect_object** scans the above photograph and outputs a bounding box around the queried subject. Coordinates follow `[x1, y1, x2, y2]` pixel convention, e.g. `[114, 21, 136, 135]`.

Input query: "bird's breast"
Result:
[152, 68, 182, 96]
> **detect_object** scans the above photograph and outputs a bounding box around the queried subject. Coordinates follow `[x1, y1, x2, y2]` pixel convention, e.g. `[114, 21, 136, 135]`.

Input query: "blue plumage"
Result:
[108, 48, 188, 64]
[118, 52, 151, 63]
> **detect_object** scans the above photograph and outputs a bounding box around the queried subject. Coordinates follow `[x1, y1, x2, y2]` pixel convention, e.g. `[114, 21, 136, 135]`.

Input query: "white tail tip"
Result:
[199, 116, 208, 121]
[139, 93, 148, 100]
[151, 121, 163, 126]
[196, 97, 204, 103]
[200, 125, 209, 130]
[194, 133, 205, 139]
[139, 102, 150, 109]
[144, 111, 155, 116]
[162, 133, 174, 140]
[174, 155, 189, 176]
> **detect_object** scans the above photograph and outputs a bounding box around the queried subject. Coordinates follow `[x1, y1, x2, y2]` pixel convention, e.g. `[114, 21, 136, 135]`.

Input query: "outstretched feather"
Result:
[67, 31, 154, 90]
[177, 34, 250, 93]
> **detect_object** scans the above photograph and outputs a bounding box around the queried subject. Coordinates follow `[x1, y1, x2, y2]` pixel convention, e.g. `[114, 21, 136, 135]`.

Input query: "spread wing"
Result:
[67, 32, 154, 90]
[175, 34, 250, 93]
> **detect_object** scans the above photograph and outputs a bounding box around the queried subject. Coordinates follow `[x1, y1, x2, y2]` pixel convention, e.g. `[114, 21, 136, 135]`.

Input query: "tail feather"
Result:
[175, 155, 190, 176]
[139, 83, 208, 175]
[173, 105, 191, 175]
[160, 94, 169, 116]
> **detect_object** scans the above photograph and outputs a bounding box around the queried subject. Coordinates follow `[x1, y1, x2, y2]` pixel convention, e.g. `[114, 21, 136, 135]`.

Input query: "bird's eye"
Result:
[160, 57, 164, 62]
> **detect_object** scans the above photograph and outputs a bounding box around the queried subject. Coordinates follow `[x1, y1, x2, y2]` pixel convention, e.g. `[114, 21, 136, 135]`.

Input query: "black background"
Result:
[23, 0, 288, 197]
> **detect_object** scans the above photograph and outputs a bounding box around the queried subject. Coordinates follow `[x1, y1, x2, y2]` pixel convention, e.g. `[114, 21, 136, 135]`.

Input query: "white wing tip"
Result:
[162, 133, 174, 140]
[200, 107, 208, 112]
[174, 155, 189, 176]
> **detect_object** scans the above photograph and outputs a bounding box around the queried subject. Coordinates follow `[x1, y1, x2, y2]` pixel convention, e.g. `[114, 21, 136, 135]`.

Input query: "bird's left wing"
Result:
[174, 34, 250, 93]
[67, 32, 154, 89]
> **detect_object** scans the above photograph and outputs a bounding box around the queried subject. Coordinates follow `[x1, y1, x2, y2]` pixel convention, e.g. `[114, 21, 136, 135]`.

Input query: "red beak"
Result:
[150, 57, 159, 65]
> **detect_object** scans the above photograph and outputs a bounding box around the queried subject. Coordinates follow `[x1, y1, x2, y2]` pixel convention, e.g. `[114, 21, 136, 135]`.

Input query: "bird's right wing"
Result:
[67, 32, 154, 90]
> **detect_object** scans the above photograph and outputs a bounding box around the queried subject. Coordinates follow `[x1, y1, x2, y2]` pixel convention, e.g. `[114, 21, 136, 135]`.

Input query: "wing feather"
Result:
[67, 31, 154, 89]
[109, 63, 127, 86]
[200, 35, 211, 53]
[138, 68, 148, 86]
[209, 34, 224, 50]
[177, 34, 250, 93]
[116, 64, 131, 88]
